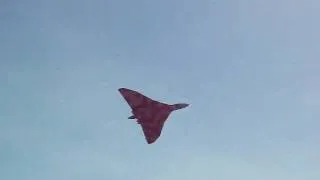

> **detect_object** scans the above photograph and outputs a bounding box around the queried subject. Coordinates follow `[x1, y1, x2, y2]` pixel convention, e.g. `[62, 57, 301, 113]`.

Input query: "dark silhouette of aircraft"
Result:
[118, 88, 189, 144]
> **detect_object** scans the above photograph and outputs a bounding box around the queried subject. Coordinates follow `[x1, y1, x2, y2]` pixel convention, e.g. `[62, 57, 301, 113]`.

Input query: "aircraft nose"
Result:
[182, 103, 189, 108]
[175, 103, 189, 110]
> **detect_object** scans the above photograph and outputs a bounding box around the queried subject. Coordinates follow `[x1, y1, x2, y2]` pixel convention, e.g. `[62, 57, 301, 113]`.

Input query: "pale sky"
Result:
[1, 0, 319, 179]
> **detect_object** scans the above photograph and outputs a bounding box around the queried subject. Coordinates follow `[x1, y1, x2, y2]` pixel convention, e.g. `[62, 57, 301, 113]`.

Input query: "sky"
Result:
[0, 0, 319, 179]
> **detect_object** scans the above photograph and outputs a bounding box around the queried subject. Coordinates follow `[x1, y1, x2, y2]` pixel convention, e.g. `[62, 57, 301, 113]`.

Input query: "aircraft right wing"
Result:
[118, 88, 153, 109]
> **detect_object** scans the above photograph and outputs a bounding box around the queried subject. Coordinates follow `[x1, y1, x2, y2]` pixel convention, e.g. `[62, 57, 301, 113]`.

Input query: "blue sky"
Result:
[1, 0, 319, 179]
